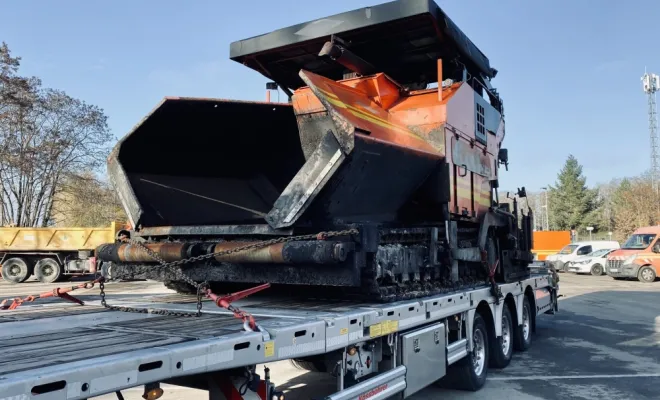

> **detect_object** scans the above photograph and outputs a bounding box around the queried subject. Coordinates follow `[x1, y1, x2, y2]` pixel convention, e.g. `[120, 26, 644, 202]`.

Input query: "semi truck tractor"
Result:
[0, 221, 128, 283]
[96, 0, 535, 301]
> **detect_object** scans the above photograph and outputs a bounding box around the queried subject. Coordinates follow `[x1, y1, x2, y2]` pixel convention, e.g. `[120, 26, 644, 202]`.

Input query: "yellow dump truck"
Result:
[0, 222, 128, 284]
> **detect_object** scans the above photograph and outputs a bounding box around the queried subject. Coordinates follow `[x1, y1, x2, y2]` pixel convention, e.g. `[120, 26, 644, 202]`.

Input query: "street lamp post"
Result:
[541, 187, 550, 231]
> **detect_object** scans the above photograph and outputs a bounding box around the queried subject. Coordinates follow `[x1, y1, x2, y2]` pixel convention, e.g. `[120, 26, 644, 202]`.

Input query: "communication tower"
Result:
[642, 72, 660, 192]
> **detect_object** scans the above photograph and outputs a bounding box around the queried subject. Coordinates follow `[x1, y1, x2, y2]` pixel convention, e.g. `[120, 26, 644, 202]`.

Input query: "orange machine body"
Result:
[291, 66, 502, 220]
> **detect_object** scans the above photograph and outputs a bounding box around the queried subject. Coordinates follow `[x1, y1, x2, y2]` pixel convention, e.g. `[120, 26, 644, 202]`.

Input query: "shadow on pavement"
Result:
[272, 289, 660, 400]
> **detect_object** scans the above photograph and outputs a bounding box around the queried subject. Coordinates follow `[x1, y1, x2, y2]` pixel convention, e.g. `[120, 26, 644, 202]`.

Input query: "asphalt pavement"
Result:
[2, 273, 659, 399]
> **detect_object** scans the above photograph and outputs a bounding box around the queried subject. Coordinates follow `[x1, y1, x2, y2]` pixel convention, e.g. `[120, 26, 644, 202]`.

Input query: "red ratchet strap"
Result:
[0, 278, 101, 310]
[206, 283, 271, 331]
[489, 259, 499, 284]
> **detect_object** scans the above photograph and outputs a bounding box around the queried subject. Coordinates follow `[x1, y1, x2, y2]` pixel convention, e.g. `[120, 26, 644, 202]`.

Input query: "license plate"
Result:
[609, 268, 618, 272]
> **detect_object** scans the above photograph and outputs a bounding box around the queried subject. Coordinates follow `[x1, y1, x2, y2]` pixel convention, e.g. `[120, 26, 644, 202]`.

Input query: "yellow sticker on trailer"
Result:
[264, 341, 275, 357]
[386, 320, 399, 334]
[369, 320, 398, 337]
[370, 323, 383, 337]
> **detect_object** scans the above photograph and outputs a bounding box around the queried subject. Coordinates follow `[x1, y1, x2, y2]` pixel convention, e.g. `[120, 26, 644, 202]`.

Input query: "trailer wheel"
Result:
[1, 257, 30, 283]
[441, 312, 489, 391]
[513, 296, 532, 351]
[489, 305, 513, 368]
[34, 258, 62, 283]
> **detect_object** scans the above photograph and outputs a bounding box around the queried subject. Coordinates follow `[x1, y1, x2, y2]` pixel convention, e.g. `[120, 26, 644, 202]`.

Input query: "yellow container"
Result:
[0, 222, 121, 252]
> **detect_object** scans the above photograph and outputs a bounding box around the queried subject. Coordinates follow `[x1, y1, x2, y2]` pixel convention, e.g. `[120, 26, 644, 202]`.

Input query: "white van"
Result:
[545, 240, 620, 272]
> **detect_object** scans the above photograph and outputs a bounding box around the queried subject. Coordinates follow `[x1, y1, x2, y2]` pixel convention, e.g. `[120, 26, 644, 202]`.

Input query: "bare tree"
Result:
[0, 42, 112, 227]
[524, 191, 544, 230]
[51, 171, 126, 227]
[594, 179, 620, 233]
[0, 42, 38, 117]
[611, 174, 660, 241]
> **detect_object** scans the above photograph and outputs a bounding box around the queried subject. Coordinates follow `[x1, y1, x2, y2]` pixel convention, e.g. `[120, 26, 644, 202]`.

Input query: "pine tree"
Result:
[547, 155, 602, 231]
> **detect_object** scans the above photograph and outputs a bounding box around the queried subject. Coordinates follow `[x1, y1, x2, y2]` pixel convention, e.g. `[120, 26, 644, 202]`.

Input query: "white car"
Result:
[546, 240, 620, 272]
[566, 248, 617, 276]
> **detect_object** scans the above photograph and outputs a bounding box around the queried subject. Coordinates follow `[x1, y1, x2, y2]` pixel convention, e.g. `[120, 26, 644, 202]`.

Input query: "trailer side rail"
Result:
[0, 273, 555, 400]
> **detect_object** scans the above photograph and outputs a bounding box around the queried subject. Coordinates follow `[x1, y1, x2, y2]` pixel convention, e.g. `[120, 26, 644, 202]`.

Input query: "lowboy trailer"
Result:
[0, 268, 558, 399]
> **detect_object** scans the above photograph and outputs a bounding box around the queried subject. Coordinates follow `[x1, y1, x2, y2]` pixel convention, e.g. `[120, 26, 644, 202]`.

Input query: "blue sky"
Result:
[2, 0, 659, 192]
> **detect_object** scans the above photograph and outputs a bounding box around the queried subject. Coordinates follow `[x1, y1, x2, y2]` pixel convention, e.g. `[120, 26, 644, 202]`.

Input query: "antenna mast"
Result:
[642, 72, 660, 192]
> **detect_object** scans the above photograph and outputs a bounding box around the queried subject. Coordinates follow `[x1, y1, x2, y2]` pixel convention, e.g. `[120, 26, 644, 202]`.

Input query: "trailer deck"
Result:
[0, 271, 556, 400]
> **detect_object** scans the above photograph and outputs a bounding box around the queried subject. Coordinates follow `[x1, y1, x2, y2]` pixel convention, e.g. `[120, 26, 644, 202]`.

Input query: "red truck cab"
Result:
[605, 226, 660, 282]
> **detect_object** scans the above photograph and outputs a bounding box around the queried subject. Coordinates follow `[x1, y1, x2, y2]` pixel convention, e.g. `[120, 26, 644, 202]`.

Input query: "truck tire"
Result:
[513, 296, 532, 351]
[489, 305, 513, 369]
[1, 257, 30, 283]
[637, 266, 656, 283]
[100, 262, 113, 279]
[440, 312, 489, 391]
[590, 263, 604, 276]
[34, 258, 62, 283]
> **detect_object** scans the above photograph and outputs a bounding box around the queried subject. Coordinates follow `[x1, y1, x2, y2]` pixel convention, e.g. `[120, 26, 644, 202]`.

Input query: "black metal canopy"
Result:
[229, 0, 495, 91]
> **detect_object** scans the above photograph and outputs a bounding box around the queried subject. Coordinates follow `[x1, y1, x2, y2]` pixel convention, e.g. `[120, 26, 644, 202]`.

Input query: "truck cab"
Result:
[546, 240, 620, 272]
[606, 226, 660, 282]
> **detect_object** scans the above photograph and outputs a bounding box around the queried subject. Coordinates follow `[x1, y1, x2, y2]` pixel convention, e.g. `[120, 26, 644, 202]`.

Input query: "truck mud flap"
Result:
[535, 287, 554, 315]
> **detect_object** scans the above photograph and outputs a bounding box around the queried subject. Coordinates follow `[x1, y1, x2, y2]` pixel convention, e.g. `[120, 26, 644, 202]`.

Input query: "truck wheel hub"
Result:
[472, 329, 485, 375]
[522, 307, 530, 339]
[501, 314, 511, 354]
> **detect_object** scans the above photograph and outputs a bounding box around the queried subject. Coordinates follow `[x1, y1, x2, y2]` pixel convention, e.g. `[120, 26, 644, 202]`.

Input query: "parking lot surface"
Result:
[2, 273, 659, 399]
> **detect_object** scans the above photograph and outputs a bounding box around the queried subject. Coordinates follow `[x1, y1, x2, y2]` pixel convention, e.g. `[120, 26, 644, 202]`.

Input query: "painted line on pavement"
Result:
[489, 373, 660, 381]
